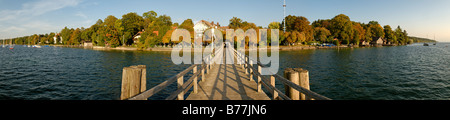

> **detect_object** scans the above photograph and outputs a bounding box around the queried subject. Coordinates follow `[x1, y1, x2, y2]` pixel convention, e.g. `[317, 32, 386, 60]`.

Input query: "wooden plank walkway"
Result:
[186, 47, 270, 100]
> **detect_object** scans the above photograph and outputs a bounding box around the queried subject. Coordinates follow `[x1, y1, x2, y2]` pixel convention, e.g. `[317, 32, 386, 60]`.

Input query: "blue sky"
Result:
[1, 0, 449, 42]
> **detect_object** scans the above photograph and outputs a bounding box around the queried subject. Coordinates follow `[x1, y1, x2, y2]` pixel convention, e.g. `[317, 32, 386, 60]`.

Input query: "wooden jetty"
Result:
[120, 45, 331, 100]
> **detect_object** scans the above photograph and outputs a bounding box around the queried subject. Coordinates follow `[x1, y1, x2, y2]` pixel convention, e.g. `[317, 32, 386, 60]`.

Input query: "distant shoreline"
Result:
[51, 44, 396, 52]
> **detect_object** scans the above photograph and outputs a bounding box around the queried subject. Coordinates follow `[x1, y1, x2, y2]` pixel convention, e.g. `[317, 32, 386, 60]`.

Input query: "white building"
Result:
[194, 20, 214, 40]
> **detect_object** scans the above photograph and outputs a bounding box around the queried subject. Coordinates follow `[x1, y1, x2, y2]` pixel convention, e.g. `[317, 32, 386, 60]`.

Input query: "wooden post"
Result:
[241, 54, 245, 70]
[284, 68, 299, 100]
[294, 68, 310, 100]
[138, 65, 146, 93]
[120, 65, 146, 100]
[249, 60, 253, 82]
[257, 65, 262, 93]
[193, 65, 198, 93]
[270, 75, 278, 100]
[244, 56, 248, 75]
[201, 64, 205, 82]
[177, 76, 184, 100]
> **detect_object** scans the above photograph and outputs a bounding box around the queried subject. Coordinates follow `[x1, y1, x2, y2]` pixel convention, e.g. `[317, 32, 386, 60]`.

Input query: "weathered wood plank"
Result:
[186, 47, 270, 100]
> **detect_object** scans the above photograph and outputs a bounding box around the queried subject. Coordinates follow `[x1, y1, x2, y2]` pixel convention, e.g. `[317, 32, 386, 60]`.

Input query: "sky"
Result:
[0, 0, 449, 42]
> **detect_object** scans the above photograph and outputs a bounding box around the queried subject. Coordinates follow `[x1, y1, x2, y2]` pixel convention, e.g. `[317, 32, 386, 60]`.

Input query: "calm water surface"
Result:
[0, 43, 449, 100]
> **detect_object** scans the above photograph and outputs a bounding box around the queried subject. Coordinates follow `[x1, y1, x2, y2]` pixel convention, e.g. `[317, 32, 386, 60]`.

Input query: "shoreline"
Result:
[52, 44, 390, 52]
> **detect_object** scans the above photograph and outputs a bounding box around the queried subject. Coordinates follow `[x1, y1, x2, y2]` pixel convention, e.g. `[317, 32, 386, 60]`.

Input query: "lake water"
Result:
[0, 43, 449, 100]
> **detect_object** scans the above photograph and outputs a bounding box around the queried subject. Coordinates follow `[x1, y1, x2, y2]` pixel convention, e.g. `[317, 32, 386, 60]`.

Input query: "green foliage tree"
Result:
[395, 26, 404, 45]
[268, 22, 280, 29]
[313, 27, 331, 42]
[122, 12, 144, 45]
[282, 15, 313, 41]
[330, 14, 354, 42]
[367, 21, 384, 38]
[48, 32, 55, 44]
[60, 27, 72, 45]
[69, 28, 81, 45]
[137, 11, 173, 49]
[352, 22, 364, 45]
[229, 17, 243, 29]
[383, 25, 395, 44]
[179, 19, 194, 31]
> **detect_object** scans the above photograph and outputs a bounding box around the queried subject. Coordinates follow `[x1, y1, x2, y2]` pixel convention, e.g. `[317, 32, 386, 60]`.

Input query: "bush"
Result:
[342, 39, 349, 45]
[332, 40, 340, 46]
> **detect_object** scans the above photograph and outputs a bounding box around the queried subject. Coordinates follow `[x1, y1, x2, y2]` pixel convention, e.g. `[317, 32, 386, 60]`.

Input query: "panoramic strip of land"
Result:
[0, 11, 437, 50]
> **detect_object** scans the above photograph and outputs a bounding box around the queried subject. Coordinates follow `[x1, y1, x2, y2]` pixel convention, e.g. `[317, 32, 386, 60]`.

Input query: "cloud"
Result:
[0, 0, 83, 38]
[1, 26, 26, 33]
[0, 0, 82, 22]
[75, 12, 88, 19]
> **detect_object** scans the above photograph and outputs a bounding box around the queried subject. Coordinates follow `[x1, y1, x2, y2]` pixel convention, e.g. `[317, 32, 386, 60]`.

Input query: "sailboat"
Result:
[9, 39, 14, 50]
[27, 38, 31, 47]
[433, 35, 437, 45]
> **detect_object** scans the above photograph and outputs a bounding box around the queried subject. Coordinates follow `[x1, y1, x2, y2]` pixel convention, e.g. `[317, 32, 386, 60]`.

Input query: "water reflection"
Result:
[0, 43, 449, 100]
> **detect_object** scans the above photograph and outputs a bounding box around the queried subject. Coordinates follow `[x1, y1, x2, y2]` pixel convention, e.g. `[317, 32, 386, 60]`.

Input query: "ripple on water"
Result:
[1, 44, 449, 100]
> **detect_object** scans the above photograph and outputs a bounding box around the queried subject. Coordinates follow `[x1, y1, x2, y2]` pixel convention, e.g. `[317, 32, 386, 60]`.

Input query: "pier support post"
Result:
[244, 56, 248, 75]
[249, 60, 253, 82]
[120, 65, 146, 100]
[201, 64, 205, 82]
[257, 66, 262, 92]
[177, 76, 184, 100]
[294, 68, 310, 100]
[270, 75, 279, 100]
[284, 68, 299, 100]
[193, 65, 198, 93]
[284, 68, 311, 100]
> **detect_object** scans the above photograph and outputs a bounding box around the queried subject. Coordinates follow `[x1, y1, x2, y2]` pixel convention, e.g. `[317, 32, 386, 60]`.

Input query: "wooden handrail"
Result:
[231, 48, 331, 100]
[128, 45, 224, 100]
[165, 64, 205, 100]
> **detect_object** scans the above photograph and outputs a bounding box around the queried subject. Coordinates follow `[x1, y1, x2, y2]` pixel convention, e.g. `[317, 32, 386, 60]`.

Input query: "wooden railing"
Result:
[231, 48, 331, 100]
[123, 46, 224, 100]
[121, 45, 330, 100]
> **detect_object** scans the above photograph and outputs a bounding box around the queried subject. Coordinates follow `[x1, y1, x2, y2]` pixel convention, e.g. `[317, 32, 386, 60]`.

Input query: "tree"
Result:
[367, 21, 384, 38]
[137, 11, 173, 49]
[122, 12, 144, 45]
[395, 26, 409, 45]
[312, 19, 331, 29]
[104, 15, 118, 28]
[330, 14, 354, 42]
[352, 22, 365, 45]
[383, 25, 395, 44]
[229, 17, 243, 29]
[281, 15, 313, 41]
[364, 27, 373, 42]
[268, 22, 280, 29]
[60, 27, 72, 45]
[143, 10, 157, 21]
[284, 31, 306, 45]
[95, 19, 103, 25]
[313, 27, 331, 42]
[48, 32, 55, 44]
[69, 28, 81, 45]
[395, 26, 404, 45]
[179, 19, 194, 31]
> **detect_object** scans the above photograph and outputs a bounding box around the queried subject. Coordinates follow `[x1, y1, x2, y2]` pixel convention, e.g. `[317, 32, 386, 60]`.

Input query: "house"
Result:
[132, 29, 161, 44]
[83, 41, 93, 47]
[133, 30, 145, 44]
[193, 20, 222, 41]
[53, 33, 62, 44]
[360, 40, 370, 46]
[370, 37, 384, 46]
[152, 31, 159, 36]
